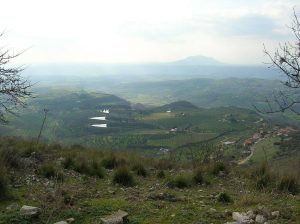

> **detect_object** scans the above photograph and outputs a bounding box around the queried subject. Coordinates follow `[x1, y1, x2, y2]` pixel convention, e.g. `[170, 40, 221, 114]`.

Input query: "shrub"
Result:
[70, 144, 85, 150]
[132, 164, 147, 177]
[211, 162, 228, 176]
[63, 156, 75, 169]
[278, 175, 299, 195]
[21, 146, 36, 158]
[0, 164, 8, 199]
[51, 143, 62, 150]
[113, 167, 134, 187]
[255, 175, 271, 190]
[155, 159, 174, 170]
[167, 175, 191, 189]
[70, 158, 104, 178]
[217, 192, 232, 203]
[157, 170, 165, 179]
[38, 163, 64, 181]
[101, 155, 124, 169]
[0, 147, 20, 169]
[39, 164, 56, 179]
[74, 160, 92, 175]
[91, 160, 105, 178]
[251, 162, 273, 190]
[193, 169, 204, 184]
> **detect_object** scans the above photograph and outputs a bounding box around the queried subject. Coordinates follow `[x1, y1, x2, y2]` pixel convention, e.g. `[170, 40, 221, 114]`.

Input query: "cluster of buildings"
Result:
[243, 126, 297, 146]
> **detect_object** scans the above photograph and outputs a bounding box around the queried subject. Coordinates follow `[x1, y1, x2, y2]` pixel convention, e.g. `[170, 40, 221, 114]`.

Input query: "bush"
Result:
[251, 162, 273, 190]
[63, 156, 75, 169]
[278, 175, 299, 195]
[167, 175, 191, 189]
[113, 167, 134, 187]
[193, 169, 204, 184]
[0, 164, 8, 199]
[211, 162, 228, 176]
[39, 164, 64, 181]
[101, 155, 125, 169]
[39, 164, 56, 178]
[70, 158, 104, 178]
[155, 159, 175, 170]
[70, 144, 85, 150]
[132, 164, 147, 177]
[91, 160, 105, 178]
[0, 147, 20, 169]
[74, 160, 92, 175]
[217, 192, 232, 203]
[157, 170, 165, 179]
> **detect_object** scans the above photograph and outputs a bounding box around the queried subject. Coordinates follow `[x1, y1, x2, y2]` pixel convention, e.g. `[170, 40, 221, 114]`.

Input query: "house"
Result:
[223, 141, 235, 145]
[244, 139, 254, 146]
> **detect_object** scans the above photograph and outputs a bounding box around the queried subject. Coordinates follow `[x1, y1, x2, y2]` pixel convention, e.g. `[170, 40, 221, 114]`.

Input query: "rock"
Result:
[232, 212, 253, 224]
[246, 210, 255, 220]
[255, 214, 267, 223]
[6, 203, 19, 210]
[66, 218, 75, 223]
[224, 209, 232, 216]
[100, 210, 128, 224]
[53, 222, 67, 224]
[209, 208, 217, 213]
[20, 205, 41, 217]
[225, 222, 238, 224]
[108, 190, 116, 195]
[271, 211, 280, 218]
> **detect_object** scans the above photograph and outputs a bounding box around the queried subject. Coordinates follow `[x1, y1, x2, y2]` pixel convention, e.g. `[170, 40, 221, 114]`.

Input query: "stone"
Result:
[100, 210, 128, 224]
[20, 205, 41, 217]
[246, 210, 256, 220]
[255, 214, 267, 223]
[232, 212, 253, 224]
[66, 218, 75, 223]
[209, 208, 217, 213]
[6, 203, 19, 210]
[53, 222, 67, 224]
[271, 211, 279, 218]
[224, 209, 232, 216]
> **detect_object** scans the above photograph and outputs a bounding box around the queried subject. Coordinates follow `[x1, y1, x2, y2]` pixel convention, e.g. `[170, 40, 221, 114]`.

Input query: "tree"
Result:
[0, 33, 32, 122]
[255, 9, 300, 115]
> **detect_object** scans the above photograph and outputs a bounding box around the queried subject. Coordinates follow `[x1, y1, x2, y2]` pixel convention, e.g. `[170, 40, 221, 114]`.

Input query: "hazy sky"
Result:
[0, 0, 299, 64]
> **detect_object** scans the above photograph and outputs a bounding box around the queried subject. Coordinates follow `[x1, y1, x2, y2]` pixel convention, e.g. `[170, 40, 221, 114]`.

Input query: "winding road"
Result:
[238, 138, 262, 165]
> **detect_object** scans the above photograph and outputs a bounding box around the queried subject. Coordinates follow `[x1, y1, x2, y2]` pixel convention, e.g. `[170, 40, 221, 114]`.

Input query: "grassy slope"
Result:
[0, 138, 299, 224]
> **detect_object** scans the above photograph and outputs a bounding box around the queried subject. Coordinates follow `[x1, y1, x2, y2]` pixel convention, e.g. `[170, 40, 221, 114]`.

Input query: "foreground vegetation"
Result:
[0, 137, 299, 223]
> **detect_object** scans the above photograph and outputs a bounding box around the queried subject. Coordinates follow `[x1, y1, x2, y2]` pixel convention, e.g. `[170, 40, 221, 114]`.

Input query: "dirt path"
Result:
[238, 139, 262, 165]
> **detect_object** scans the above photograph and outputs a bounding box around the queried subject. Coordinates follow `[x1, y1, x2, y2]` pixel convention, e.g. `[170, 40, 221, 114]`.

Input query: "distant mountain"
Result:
[171, 55, 223, 66]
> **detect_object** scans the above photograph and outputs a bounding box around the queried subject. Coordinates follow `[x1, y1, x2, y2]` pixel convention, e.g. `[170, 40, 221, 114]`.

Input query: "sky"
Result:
[0, 0, 299, 65]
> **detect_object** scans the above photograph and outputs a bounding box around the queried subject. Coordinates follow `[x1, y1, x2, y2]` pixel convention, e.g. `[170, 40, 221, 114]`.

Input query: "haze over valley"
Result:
[0, 1, 300, 224]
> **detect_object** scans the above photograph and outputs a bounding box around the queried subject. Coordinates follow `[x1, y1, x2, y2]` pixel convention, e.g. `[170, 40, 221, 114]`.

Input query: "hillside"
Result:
[152, 101, 199, 112]
[0, 90, 269, 160]
[0, 137, 299, 224]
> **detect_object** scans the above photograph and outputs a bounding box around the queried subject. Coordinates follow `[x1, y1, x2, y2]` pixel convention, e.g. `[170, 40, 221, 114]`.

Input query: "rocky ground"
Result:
[0, 139, 299, 224]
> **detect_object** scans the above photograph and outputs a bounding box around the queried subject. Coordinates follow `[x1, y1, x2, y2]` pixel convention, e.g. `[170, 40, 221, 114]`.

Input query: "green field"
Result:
[0, 90, 266, 161]
[250, 137, 280, 163]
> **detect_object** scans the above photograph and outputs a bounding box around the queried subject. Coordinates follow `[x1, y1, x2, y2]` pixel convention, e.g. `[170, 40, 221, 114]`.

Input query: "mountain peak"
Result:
[173, 55, 222, 66]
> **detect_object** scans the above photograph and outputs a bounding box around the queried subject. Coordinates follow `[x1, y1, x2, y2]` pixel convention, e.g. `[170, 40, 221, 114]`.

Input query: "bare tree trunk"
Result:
[37, 109, 48, 145]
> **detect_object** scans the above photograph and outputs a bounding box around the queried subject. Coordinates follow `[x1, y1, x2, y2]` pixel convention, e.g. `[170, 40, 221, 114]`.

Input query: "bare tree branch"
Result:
[257, 9, 300, 114]
[0, 33, 33, 123]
